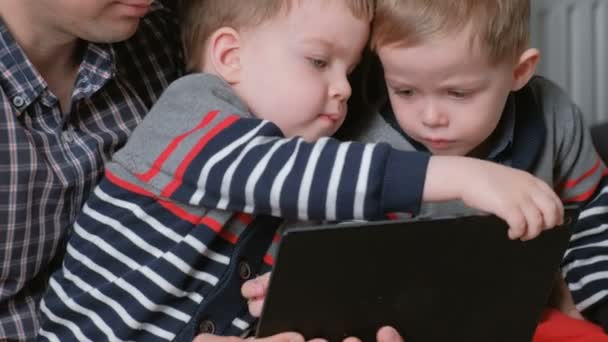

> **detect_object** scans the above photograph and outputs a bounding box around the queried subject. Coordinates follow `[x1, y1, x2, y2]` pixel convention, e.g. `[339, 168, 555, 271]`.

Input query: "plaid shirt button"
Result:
[12, 95, 25, 108]
[61, 130, 74, 144]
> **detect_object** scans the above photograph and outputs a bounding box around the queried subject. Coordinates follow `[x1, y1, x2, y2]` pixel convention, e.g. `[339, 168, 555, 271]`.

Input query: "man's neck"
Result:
[0, 1, 82, 112]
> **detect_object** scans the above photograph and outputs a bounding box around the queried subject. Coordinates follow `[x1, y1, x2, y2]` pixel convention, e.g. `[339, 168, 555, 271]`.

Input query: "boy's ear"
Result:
[511, 48, 540, 91]
[208, 27, 242, 84]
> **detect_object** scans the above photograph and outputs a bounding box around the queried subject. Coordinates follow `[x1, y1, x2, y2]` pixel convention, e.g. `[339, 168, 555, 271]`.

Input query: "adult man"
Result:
[0, 1, 182, 339]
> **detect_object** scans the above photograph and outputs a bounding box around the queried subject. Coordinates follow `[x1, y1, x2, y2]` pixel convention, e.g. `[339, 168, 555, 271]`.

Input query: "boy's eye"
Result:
[309, 57, 328, 69]
[447, 90, 469, 99]
[395, 89, 415, 97]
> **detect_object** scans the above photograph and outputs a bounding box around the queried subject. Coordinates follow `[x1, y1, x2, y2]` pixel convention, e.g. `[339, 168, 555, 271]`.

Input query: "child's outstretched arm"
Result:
[112, 74, 563, 238]
[425, 156, 564, 241]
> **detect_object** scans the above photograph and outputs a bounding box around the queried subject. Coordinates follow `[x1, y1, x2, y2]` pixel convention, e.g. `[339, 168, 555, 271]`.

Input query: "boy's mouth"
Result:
[318, 113, 342, 123]
[115, 1, 151, 17]
[425, 138, 453, 150]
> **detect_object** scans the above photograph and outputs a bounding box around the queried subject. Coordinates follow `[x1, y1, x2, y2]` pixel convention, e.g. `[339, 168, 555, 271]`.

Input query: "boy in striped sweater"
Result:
[245, 0, 608, 338]
[39, 0, 564, 341]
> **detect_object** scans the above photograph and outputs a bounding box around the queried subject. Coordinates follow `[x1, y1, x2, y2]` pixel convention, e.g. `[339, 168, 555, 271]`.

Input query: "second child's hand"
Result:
[424, 156, 564, 241]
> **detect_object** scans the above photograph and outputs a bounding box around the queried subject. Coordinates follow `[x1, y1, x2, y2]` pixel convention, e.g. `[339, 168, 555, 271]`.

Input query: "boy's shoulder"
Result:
[515, 75, 580, 124]
[513, 76, 583, 131]
[109, 73, 251, 179]
[148, 73, 249, 123]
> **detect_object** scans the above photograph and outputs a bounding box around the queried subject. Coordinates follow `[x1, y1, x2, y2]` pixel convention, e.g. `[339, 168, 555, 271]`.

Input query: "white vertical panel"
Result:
[596, 1, 608, 123]
[571, 1, 595, 123]
[533, 0, 570, 90]
[531, 0, 608, 125]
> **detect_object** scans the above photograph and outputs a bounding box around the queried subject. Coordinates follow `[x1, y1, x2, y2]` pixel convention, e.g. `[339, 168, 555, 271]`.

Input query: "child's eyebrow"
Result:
[299, 37, 334, 51]
[438, 76, 491, 89]
[384, 76, 412, 87]
[299, 37, 360, 61]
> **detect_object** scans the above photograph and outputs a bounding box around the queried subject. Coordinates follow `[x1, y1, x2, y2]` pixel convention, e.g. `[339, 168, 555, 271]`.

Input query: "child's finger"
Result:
[253, 332, 305, 342]
[532, 179, 564, 229]
[521, 204, 543, 241]
[242, 273, 270, 298]
[505, 209, 526, 240]
[342, 338, 361, 342]
[377, 326, 404, 342]
[248, 298, 265, 317]
[241, 279, 263, 299]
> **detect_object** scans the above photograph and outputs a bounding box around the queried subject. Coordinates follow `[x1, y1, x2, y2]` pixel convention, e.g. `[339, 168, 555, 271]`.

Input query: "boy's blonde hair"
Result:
[371, 0, 530, 64]
[180, 0, 375, 71]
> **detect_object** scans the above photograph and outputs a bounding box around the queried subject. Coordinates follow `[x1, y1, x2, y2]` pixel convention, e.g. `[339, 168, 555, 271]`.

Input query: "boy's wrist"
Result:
[381, 149, 429, 215]
[423, 156, 473, 202]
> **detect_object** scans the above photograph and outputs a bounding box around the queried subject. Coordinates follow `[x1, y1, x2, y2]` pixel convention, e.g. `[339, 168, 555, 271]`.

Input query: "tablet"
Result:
[256, 210, 578, 342]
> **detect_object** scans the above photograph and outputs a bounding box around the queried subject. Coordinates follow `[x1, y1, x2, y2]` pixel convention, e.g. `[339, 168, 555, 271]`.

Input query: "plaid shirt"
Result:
[0, 2, 183, 340]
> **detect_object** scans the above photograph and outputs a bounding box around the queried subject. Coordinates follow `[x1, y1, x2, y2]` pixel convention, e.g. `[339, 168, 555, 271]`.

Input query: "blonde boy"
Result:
[362, 0, 608, 329]
[40, 0, 564, 341]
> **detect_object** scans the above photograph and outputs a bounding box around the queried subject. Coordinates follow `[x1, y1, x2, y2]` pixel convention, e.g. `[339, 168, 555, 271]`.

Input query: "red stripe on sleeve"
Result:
[106, 170, 237, 243]
[136, 110, 220, 182]
[106, 170, 155, 197]
[272, 233, 281, 243]
[563, 157, 602, 189]
[263, 254, 275, 266]
[235, 213, 254, 225]
[219, 230, 239, 244]
[564, 183, 601, 204]
[161, 115, 240, 198]
[107, 170, 206, 224]
[386, 212, 399, 220]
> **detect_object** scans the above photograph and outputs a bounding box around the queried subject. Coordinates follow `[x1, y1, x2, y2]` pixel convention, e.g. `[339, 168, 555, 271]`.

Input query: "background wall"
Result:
[531, 0, 608, 125]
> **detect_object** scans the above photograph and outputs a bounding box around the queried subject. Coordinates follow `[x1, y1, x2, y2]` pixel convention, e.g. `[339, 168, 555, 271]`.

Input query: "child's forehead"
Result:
[372, 1, 527, 66]
[259, 0, 370, 41]
[378, 37, 511, 83]
[284, 0, 373, 23]
[378, 22, 511, 69]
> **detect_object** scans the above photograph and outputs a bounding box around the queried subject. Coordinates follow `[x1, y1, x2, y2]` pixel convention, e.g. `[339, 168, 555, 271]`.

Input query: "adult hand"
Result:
[193, 326, 404, 342]
[193, 332, 309, 342]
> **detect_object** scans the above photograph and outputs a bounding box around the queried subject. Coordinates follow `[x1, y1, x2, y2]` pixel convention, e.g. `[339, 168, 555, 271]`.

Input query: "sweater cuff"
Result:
[381, 149, 430, 215]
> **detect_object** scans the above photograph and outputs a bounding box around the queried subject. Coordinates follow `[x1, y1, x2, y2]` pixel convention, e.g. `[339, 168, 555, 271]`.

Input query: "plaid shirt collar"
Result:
[0, 18, 116, 115]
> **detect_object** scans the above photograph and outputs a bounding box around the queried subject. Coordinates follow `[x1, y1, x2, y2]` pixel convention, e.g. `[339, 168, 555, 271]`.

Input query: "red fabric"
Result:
[533, 309, 608, 342]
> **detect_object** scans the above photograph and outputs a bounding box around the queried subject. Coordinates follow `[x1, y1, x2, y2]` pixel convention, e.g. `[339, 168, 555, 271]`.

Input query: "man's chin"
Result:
[87, 22, 141, 43]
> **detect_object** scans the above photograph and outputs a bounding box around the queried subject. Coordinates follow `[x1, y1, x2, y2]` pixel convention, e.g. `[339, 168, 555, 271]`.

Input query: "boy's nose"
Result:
[421, 103, 448, 127]
[329, 76, 352, 102]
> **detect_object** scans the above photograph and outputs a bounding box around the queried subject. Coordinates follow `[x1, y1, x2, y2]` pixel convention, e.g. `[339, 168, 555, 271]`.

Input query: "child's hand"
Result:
[425, 156, 564, 241]
[241, 272, 270, 317]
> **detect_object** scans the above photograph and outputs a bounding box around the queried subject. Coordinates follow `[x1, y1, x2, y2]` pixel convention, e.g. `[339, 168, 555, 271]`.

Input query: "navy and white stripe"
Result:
[39, 73, 430, 340]
[113, 74, 428, 221]
[40, 176, 247, 341]
[562, 178, 608, 311]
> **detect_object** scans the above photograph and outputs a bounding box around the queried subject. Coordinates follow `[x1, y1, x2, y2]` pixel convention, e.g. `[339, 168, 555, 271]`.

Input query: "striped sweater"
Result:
[38, 73, 431, 341]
